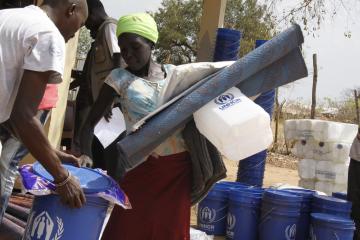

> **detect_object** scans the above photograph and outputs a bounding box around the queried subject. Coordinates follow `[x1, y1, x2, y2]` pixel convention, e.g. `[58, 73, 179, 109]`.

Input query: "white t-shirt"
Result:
[104, 22, 120, 57]
[0, 5, 65, 123]
[350, 134, 360, 161]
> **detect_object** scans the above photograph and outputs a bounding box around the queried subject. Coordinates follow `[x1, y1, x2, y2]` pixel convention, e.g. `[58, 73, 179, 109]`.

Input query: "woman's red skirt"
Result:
[101, 151, 192, 240]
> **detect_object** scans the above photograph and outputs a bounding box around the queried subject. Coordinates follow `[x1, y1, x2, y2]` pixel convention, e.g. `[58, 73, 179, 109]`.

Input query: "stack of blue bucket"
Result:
[213, 28, 241, 62]
[310, 194, 355, 239]
[283, 188, 315, 240]
[259, 189, 302, 240]
[236, 40, 275, 187]
[226, 187, 264, 239]
[197, 182, 248, 235]
[237, 150, 267, 187]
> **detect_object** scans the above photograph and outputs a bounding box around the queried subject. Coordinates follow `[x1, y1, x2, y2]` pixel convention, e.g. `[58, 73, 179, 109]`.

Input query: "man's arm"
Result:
[79, 85, 116, 158]
[9, 70, 85, 208]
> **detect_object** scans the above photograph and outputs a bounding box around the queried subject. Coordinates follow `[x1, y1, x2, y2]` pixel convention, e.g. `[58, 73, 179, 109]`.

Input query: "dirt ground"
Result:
[190, 152, 300, 239]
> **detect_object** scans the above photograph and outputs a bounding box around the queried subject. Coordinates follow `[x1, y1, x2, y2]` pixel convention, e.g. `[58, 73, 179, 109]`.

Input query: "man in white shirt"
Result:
[348, 129, 360, 239]
[0, 0, 88, 222]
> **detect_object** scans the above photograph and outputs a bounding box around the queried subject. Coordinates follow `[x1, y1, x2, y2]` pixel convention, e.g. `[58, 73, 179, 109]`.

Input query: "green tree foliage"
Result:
[152, 0, 276, 65]
[152, 0, 202, 64]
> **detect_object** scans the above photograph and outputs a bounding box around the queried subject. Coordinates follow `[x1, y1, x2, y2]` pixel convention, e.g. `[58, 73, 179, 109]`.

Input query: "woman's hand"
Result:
[79, 154, 93, 168]
[56, 150, 81, 167]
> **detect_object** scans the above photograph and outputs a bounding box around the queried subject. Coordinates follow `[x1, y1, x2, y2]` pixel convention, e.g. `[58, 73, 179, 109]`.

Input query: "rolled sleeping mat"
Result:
[116, 24, 307, 170]
[0, 217, 25, 240]
[4, 213, 27, 228]
[5, 202, 30, 222]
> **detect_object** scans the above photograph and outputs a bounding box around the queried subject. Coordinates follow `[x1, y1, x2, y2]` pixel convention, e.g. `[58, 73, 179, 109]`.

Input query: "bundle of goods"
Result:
[284, 119, 358, 194]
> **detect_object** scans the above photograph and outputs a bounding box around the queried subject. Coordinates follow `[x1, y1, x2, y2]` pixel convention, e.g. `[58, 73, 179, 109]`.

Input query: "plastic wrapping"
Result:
[19, 164, 131, 209]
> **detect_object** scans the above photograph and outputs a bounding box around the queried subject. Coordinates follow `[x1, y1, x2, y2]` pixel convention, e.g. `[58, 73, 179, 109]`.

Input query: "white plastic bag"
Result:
[190, 227, 213, 240]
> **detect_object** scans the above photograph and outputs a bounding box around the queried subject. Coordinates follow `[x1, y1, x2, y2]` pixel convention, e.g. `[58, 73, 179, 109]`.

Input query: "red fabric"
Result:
[102, 152, 192, 240]
[38, 84, 58, 110]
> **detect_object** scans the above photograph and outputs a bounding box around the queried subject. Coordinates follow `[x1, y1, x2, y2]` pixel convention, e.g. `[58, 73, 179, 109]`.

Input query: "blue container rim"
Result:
[217, 28, 241, 37]
[32, 162, 113, 194]
[313, 195, 352, 209]
[311, 213, 355, 227]
[264, 189, 303, 202]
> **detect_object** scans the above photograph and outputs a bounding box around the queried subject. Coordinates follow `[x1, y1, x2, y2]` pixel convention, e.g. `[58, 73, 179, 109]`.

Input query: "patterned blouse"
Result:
[104, 65, 187, 156]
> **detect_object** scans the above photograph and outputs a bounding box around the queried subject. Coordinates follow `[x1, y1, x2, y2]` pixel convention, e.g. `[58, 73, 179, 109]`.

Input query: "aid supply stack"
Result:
[284, 119, 358, 195]
[197, 182, 356, 240]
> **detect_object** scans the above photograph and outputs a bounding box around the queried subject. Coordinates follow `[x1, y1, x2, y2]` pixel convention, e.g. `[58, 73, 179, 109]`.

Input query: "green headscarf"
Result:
[116, 13, 159, 44]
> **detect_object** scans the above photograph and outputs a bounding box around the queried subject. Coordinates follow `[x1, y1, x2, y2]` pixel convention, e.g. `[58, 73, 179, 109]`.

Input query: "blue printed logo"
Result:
[214, 93, 235, 105]
[200, 206, 217, 223]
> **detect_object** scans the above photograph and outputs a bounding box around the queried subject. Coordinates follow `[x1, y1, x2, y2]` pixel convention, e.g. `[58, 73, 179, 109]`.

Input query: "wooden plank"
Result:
[354, 89, 359, 125]
[197, 0, 227, 61]
[310, 53, 318, 119]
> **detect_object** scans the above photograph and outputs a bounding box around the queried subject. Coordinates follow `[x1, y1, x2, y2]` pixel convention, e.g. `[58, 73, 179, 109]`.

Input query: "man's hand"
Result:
[56, 150, 81, 167]
[79, 154, 93, 168]
[56, 175, 86, 208]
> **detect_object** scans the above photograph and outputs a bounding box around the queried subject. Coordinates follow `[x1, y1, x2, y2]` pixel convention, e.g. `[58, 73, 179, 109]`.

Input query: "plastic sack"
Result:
[190, 227, 214, 240]
[19, 164, 131, 209]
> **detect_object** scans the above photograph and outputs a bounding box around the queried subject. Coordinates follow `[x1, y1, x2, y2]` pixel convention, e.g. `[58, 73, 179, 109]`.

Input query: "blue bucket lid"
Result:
[264, 189, 302, 203]
[313, 195, 352, 211]
[32, 162, 112, 194]
[311, 213, 355, 228]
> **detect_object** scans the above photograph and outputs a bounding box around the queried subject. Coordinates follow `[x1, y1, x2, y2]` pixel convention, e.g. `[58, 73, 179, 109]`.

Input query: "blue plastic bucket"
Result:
[217, 28, 241, 40]
[226, 188, 263, 240]
[259, 190, 302, 240]
[213, 28, 241, 62]
[24, 195, 109, 240]
[283, 188, 315, 240]
[332, 192, 348, 201]
[217, 181, 250, 190]
[23, 163, 114, 240]
[197, 184, 229, 235]
[312, 195, 352, 218]
[237, 150, 267, 186]
[310, 213, 355, 240]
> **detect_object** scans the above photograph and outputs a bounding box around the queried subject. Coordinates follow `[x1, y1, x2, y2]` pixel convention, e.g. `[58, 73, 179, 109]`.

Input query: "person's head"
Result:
[85, 0, 107, 38]
[42, 0, 88, 42]
[116, 13, 158, 72]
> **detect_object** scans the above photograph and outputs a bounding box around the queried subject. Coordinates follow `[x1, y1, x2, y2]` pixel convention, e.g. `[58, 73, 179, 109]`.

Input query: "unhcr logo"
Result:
[227, 213, 236, 230]
[285, 224, 297, 240]
[199, 206, 217, 223]
[214, 92, 241, 110]
[214, 93, 235, 105]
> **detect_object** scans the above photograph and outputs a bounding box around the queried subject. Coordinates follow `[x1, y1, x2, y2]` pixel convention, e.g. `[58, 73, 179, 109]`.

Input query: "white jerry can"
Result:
[193, 87, 273, 161]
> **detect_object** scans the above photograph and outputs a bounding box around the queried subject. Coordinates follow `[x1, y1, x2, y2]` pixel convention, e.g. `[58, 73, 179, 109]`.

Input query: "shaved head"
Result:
[42, 0, 88, 42]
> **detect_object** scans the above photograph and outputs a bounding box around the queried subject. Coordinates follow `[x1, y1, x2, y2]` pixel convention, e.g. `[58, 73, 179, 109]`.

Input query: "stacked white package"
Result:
[298, 159, 316, 179]
[284, 119, 358, 143]
[298, 179, 316, 190]
[284, 119, 358, 194]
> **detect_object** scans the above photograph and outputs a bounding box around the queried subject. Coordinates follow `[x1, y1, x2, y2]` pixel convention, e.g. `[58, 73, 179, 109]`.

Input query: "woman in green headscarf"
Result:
[79, 13, 193, 240]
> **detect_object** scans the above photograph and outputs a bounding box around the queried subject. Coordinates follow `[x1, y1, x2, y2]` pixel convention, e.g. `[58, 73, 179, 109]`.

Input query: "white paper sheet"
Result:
[94, 108, 126, 148]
